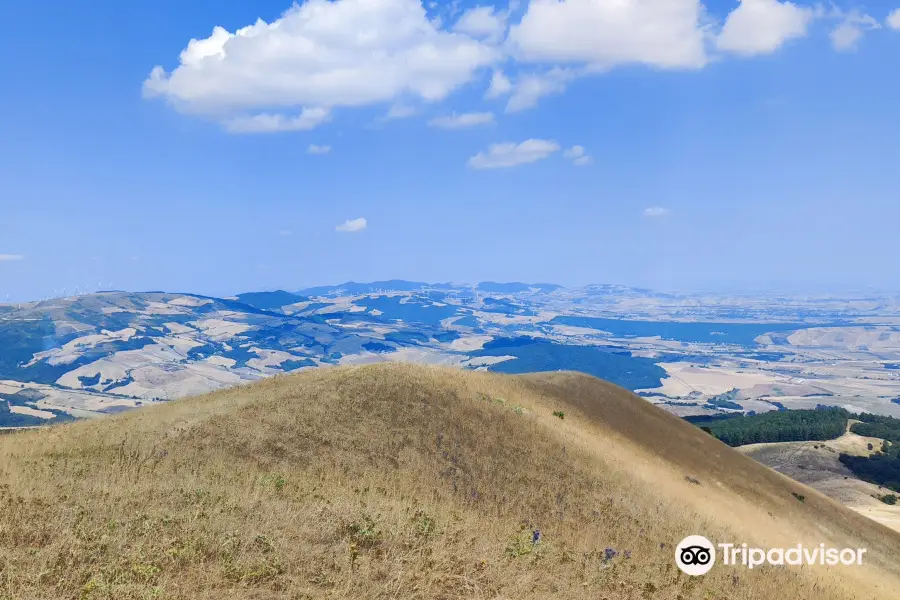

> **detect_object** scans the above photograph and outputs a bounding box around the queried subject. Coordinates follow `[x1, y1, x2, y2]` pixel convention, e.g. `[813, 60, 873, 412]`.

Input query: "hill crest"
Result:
[2, 364, 899, 599]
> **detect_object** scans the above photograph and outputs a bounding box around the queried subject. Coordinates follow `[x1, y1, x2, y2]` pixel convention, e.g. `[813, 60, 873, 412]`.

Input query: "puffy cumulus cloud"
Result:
[0, 254, 24, 261]
[467, 139, 560, 169]
[505, 68, 575, 112]
[507, 0, 708, 70]
[336, 217, 368, 233]
[717, 0, 814, 56]
[428, 112, 495, 128]
[145, 0, 854, 131]
[889, 9, 900, 29]
[307, 144, 332, 154]
[223, 109, 330, 134]
[830, 10, 880, 51]
[453, 5, 507, 42]
[144, 0, 499, 129]
[643, 206, 670, 217]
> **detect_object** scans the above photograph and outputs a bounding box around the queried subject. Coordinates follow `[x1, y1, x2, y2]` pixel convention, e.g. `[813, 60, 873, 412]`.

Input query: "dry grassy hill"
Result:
[1, 364, 899, 599]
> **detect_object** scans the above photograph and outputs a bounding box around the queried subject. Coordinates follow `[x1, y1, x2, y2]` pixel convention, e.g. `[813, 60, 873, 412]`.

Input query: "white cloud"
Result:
[223, 109, 330, 133]
[385, 104, 419, 120]
[336, 217, 368, 233]
[889, 9, 900, 30]
[453, 5, 506, 42]
[830, 10, 880, 52]
[563, 145, 593, 166]
[643, 206, 670, 217]
[563, 145, 585, 159]
[717, 0, 814, 56]
[144, 0, 499, 126]
[0, 254, 23, 262]
[507, 0, 708, 69]
[467, 139, 560, 169]
[485, 69, 512, 99]
[428, 111, 495, 128]
[506, 68, 575, 112]
[308, 144, 332, 154]
[278, 230, 293, 236]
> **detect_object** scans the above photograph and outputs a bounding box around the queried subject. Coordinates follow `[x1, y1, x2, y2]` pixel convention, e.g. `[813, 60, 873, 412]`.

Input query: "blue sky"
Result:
[2, 0, 900, 302]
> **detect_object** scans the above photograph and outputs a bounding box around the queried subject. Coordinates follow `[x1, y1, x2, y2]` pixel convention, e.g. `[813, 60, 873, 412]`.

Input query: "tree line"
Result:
[689, 407, 850, 447]
[841, 414, 900, 491]
[686, 406, 900, 491]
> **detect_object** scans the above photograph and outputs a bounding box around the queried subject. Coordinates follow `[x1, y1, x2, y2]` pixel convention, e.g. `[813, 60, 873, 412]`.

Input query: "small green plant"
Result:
[261, 474, 286, 491]
[130, 562, 161, 583]
[553, 411, 565, 420]
[413, 510, 437, 537]
[348, 515, 381, 548]
[791, 492, 806, 503]
[504, 530, 535, 558]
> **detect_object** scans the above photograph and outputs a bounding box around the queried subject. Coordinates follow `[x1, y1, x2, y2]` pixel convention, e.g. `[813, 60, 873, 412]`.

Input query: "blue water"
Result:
[279, 358, 316, 371]
[357, 296, 461, 326]
[363, 342, 394, 353]
[550, 316, 809, 346]
[474, 337, 666, 391]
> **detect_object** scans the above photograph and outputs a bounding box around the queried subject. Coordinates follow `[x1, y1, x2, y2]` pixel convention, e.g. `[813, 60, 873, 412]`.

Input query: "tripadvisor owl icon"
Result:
[676, 535, 716, 576]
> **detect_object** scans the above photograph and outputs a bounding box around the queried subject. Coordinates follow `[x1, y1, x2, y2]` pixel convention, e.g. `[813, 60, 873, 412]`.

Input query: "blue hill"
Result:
[299, 280, 430, 296]
[235, 290, 309, 311]
[477, 282, 532, 293]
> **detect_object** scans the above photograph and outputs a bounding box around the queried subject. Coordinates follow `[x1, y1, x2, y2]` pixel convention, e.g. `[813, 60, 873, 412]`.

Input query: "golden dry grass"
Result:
[1, 363, 899, 599]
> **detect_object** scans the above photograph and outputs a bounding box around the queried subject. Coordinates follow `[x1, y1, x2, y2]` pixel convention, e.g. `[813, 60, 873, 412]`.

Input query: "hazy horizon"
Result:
[5, 278, 900, 305]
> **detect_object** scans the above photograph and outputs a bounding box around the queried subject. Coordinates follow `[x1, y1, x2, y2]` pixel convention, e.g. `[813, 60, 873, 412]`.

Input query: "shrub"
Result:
[553, 411, 565, 420]
[347, 515, 381, 548]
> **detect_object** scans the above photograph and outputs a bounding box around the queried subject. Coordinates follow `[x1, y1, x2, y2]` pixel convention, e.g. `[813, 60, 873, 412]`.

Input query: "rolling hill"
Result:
[1, 364, 898, 599]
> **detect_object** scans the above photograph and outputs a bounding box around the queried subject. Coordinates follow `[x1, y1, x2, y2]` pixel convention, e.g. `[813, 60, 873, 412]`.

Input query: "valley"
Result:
[4, 282, 900, 427]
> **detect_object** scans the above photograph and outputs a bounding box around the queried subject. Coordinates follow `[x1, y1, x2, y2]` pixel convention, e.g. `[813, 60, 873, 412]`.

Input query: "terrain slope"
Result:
[738, 422, 900, 533]
[1, 364, 899, 599]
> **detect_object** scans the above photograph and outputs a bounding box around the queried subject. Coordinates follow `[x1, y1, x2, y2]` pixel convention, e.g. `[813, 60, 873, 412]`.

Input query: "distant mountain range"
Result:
[293, 280, 563, 296]
[4, 281, 900, 429]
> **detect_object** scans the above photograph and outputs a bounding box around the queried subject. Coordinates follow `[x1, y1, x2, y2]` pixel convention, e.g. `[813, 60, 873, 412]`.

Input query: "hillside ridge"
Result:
[1, 363, 899, 599]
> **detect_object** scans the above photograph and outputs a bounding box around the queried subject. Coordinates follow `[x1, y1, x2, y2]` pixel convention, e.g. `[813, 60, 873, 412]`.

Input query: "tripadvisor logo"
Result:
[675, 536, 866, 576]
[676, 535, 716, 576]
